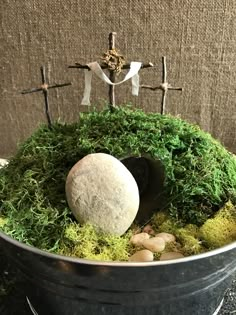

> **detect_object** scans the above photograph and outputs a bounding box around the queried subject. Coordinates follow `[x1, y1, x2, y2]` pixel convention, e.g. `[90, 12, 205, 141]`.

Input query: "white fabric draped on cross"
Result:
[81, 61, 142, 105]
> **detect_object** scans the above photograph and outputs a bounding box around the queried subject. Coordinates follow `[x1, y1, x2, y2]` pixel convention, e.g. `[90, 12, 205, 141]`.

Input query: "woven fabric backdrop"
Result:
[1, 0, 236, 157]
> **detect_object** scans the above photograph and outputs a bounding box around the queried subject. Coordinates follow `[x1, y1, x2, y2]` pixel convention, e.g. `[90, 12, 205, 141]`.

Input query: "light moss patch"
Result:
[199, 201, 236, 248]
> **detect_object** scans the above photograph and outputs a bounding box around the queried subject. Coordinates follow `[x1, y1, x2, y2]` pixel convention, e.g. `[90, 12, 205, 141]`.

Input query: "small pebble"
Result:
[130, 232, 150, 246]
[129, 250, 154, 262]
[142, 224, 155, 235]
[142, 237, 166, 252]
[156, 232, 176, 243]
[159, 252, 184, 261]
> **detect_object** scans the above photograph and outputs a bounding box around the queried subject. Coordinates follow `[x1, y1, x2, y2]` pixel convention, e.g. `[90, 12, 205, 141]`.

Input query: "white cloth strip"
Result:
[88, 61, 142, 86]
[81, 61, 142, 105]
[81, 69, 93, 105]
[131, 73, 140, 96]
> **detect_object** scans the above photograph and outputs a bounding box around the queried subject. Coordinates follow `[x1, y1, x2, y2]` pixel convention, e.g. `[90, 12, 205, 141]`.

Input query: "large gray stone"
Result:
[66, 153, 140, 235]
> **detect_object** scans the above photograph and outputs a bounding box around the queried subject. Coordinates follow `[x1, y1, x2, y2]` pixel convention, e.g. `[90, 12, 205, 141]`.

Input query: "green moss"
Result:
[199, 201, 236, 248]
[0, 105, 236, 259]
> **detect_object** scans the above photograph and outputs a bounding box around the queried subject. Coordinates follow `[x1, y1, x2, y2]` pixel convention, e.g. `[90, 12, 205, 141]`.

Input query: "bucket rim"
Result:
[1, 230, 236, 267]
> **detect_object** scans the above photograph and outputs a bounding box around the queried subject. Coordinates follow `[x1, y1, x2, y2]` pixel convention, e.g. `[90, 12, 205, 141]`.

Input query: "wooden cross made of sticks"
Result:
[21, 66, 71, 128]
[141, 56, 183, 114]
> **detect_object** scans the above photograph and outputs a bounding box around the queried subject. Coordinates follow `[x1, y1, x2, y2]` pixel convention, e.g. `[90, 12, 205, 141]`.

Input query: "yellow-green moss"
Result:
[0, 217, 8, 228]
[199, 201, 236, 248]
[183, 224, 199, 238]
[152, 212, 206, 255]
[60, 202, 236, 260]
[151, 211, 170, 229]
[175, 228, 205, 255]
[59, 222, 134, 261]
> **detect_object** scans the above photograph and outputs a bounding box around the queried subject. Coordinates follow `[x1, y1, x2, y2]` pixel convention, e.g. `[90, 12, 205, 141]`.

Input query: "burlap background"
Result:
[1, 0, 236, 157]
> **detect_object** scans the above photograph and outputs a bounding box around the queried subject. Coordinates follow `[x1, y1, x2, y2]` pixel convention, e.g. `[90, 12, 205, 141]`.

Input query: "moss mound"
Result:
[0, 106, 236, 259]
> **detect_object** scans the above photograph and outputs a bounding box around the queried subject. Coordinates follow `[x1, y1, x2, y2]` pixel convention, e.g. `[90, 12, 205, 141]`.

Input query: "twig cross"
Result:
[21, 66, 71, 127]
[141, 56, 182, 114]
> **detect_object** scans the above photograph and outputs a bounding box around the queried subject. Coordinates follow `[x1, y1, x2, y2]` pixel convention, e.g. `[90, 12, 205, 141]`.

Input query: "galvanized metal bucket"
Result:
[0, 231, 235, 315]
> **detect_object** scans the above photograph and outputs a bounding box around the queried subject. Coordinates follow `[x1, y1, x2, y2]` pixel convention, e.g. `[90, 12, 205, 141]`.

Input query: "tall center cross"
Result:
[21, 66, 71, 128]
[141, 56, 182, 114]
[68, 32, 154, 110]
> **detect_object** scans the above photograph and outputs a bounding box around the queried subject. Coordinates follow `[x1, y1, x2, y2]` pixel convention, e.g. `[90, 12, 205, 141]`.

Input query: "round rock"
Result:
[142, 237, 166, 252]
[130, 232, 150, 246]
[155, 232, 176, 243]
[129, 250, 154, 262]
[66, 153, 140, 236]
